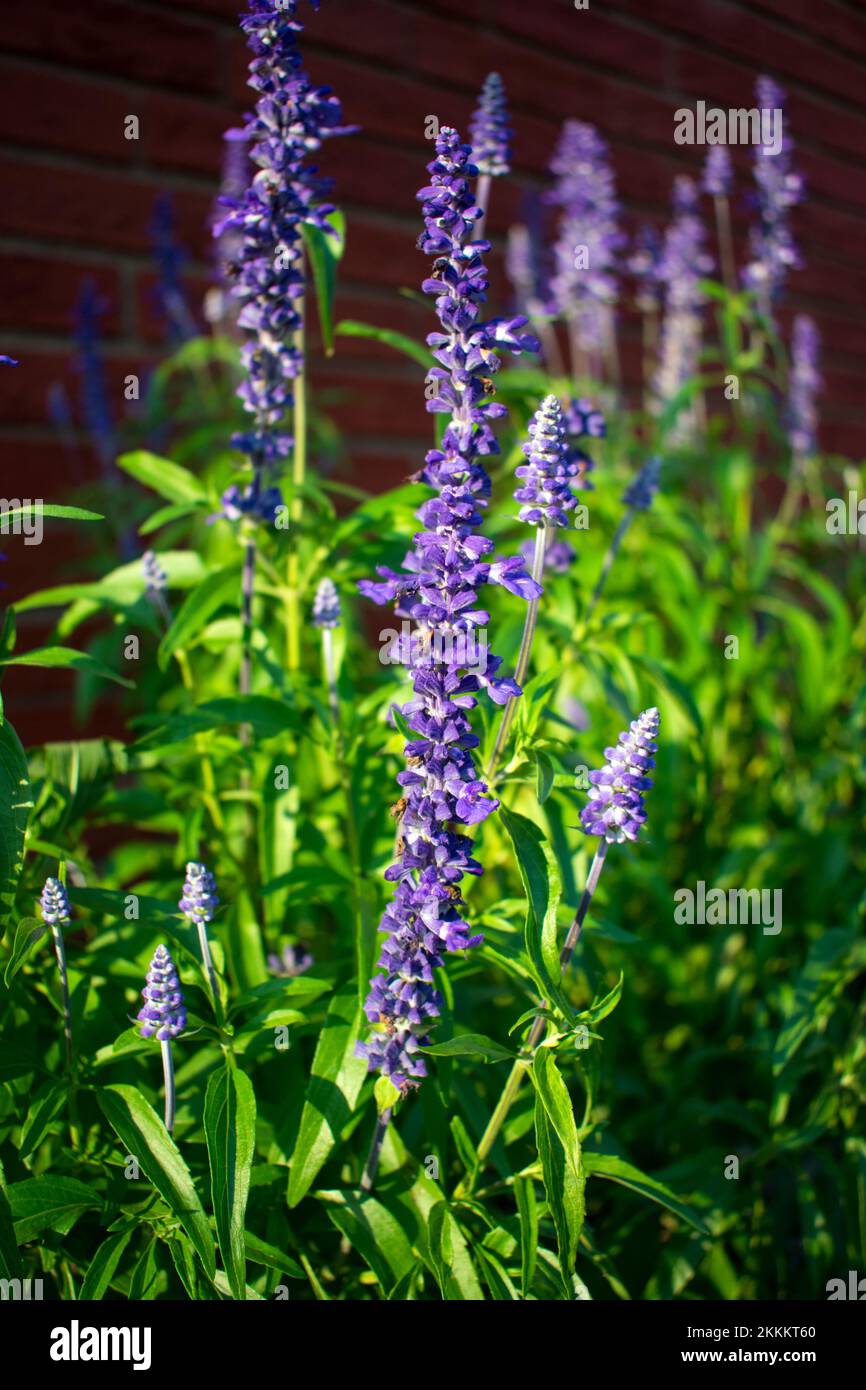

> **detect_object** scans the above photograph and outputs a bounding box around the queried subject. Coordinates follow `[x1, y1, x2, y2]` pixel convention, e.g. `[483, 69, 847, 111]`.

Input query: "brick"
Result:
[0, 254, 121, 337]
[6, 1, 222, 97]
[0, 158, 214, 259]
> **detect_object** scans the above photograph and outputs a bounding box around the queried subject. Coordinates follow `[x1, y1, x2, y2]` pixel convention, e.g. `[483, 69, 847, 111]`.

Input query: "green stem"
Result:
[487, 524, 549, 782]
[585, 511, 633, 623]
[161, 1040, 176, 1134]
[288, 289, 306, 671]
[456, 841, 609, 1197]
[360, 1108, 392, 1193]
[174, 649, 225, 833]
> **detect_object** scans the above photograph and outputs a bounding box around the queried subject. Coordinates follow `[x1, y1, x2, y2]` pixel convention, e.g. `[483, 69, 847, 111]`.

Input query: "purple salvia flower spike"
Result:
[580, 707, 660, 844]
[622, 457, 662, 512]
[702, 145, 733, 199]
[654, 177, 713, 409]
[787, 315, 820, 458]
[546, 120, 623, 359]
[515, 395, 579, 528]
[312, 576, 341, 628]
[142, 550, 167, 593]
[137, 944, 187, 1042]
[217, 0, 353, 477]
[179, 862, 219, 923]
[469, 72, 511, 178]
[137, 942, 185, 1132]
[40, 876, 74, 1069]
[356, 125, 539, 1095]
[39, 876, 71, 925]
[179, 862, 221, 1011]
[744, 76, 804, 316]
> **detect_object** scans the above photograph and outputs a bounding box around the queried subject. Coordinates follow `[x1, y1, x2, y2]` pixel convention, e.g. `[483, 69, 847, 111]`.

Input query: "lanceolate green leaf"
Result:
[287, 984, 367, 1207]
[117, 451, 207, 504]
[8, 1176, 100, 1243]
[3, 917, 47, 985]
[531, 1049, 585, 1293]
[204, 1061, 256, 1301]
[78, 1228, 135, 1300]
[335, 319, 429, 368]
[0, 646, 134, 689]
[0, 503, 103, 524]
[499, 804, 571, 1018]
[583, 1153, 708, 1234]
[318, 1189, 414, 1294]
[427, 1201, 485, 1301]
[158, 567, 240, 669]
[0, 720, 31, 941]
[97, 1085, 216, 1278]
[303, 211, 345, 355]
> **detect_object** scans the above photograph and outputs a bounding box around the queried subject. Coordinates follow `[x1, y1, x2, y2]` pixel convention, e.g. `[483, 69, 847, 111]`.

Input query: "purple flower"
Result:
[356, 127, 539, 1091]
[142, 550, 167, 592]
[469, 72, 511, 177]
[703, 145, 733, 199]
[787, 315, 820, 456]
[39, 877, 71, 925]
[149, 193, 195, 343]
[580, 707, 659, 844]
[218, 482, 284, 525]
[268, 942, 314, 977]
[654, 177, 713, 403]
[0, 355, 19, 367]
[628, 224, 663, 314]
[179, 862, 219, 924]
[515, 395, 582, 527]
[622, 457, 662, 511]
[73, 279, 117, 474]
[546, 121, 623, 351]
[216, 0, 353, 474]
[137, 944, 187, 1041]
[312, 576, 341, 628]
[744, 76, 804, 310]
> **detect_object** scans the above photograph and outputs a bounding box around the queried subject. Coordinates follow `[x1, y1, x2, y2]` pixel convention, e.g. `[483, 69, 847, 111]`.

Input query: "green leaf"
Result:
[0, 720, 31, 941]
[514, 1176, 538, 1298]
[287, 984, 367, 1207]
[244, 1231, 303, 1279]
[303, 212, 345, 355]
[3, 917, 47, 985]
[772, 930, 854, 1075]
[0, 503, 103, 524]
[0, 1184, 22, 1280]
[583, 1153, 708, 1234]
[19, 1081, 68, 1161]
[97, 1085, 216, 1277]
[204, 1060, 256, 1301]
[79, 1229, 135, 1299]
[531, 1049, 585, 1293]
[427, 1201, 485, 1300]
[158, 566, 239, 669]
[335, 319, 429, 368]
[117, 450, 207, 503]
[318, 1189, 414, 1293]
[419, 1033, 515, 1063]
[135, 695, 299, 751]
[0, 646, 134, 689]
[8, 1176, 100, 1242]
[499, 804, 571, 1018]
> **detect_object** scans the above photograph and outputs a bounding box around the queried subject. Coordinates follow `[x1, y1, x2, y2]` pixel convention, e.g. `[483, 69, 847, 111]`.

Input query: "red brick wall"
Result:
[1, 0, 865, 738]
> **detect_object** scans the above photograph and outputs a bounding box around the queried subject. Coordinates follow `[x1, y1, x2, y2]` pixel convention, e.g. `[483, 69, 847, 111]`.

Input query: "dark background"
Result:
[1, 0, 865, 742]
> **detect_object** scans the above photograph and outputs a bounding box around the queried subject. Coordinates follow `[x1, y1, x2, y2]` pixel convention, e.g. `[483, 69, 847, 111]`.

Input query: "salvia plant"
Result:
[0, 0, 863, 1309]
